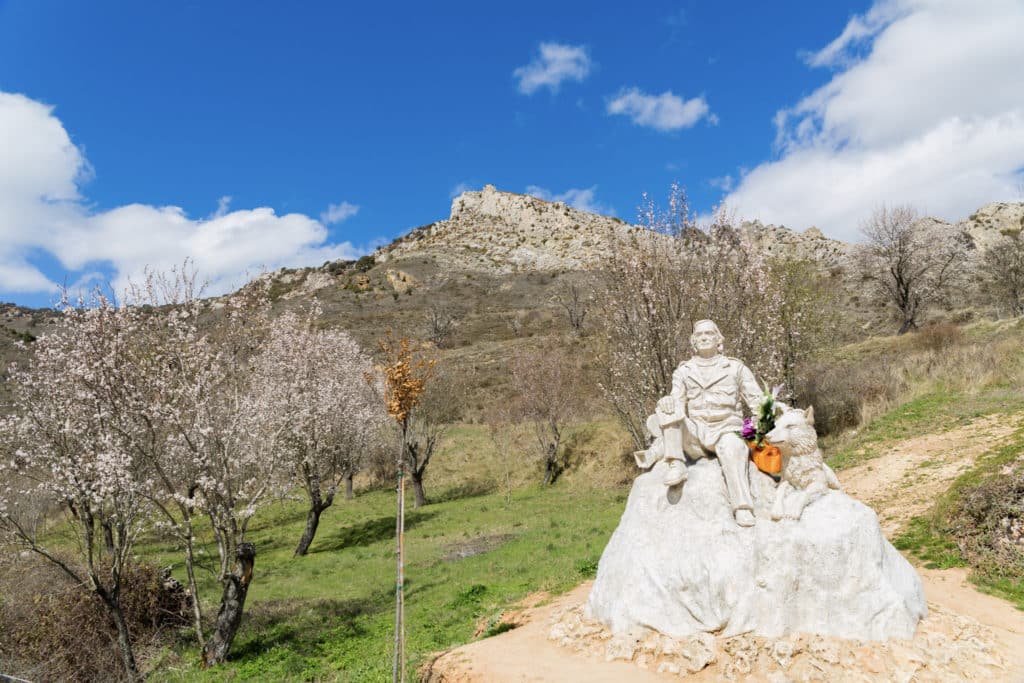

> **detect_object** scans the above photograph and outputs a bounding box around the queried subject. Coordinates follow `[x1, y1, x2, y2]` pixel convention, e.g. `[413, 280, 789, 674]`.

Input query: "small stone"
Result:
[605, 634, 638, 662]
[809, 639, 840, 664]
[656, 661, 681, 675]
[770, 640, 796, 669]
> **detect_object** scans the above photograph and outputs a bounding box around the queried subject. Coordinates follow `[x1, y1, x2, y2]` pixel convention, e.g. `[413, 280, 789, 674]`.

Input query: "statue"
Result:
[765, 406, 842, 521]
[638, 319, 765, 527]
[587, 320, 927, 643]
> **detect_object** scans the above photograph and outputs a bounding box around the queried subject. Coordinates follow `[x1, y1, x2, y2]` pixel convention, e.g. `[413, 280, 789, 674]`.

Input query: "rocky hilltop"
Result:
[375, 185, 853, 274]
[376, 185, 631, 272]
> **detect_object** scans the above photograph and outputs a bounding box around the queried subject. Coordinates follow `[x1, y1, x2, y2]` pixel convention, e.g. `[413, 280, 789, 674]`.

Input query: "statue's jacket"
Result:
[669, 355, 764, 448]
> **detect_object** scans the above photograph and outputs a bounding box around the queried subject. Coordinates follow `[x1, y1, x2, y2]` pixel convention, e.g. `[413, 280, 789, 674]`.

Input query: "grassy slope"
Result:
[143, 483, 627, 681]
[817, 319, 1024, 609]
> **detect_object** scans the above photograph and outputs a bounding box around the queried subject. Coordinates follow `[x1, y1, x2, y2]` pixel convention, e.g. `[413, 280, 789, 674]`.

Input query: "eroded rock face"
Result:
[586, 458, 926, 641]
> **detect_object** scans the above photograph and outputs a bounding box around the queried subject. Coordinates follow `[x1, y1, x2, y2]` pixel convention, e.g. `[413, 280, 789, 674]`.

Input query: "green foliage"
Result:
[575, 557, 599, 578]
[3, 325, 35, 343]
[354, 254, 376, 273]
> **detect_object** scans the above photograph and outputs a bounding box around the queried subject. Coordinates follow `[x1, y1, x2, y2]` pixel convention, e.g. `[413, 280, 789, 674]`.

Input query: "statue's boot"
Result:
[735, 508, 755, 527]
[664, 458, 688, 486]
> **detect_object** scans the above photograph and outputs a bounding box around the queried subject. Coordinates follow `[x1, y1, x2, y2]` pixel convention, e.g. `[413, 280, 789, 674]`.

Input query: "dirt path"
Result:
[838, 414, 1020, 537]
[426, 414, 1024, 682]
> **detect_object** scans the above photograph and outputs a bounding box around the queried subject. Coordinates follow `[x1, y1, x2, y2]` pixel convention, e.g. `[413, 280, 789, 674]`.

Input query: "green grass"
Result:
[891, 516, 966, 570]
[826, 387, 1024, 471]
[140, 483, 627, 681]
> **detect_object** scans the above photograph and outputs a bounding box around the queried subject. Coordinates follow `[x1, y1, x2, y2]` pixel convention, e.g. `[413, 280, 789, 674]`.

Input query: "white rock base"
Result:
[586, 458, 927, 641]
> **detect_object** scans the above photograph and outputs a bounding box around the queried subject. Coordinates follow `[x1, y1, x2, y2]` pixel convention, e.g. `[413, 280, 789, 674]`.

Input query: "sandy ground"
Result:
[424, 414, 1024, 682]
[838, 414, 1020, 537]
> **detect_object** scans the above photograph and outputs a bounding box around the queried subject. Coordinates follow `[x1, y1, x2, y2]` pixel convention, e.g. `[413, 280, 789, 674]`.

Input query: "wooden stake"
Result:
[393, 444, 406, 683]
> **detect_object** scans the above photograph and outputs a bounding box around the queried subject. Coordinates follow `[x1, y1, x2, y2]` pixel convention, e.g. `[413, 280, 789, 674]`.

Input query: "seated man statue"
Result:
[649, 319, 764, 527]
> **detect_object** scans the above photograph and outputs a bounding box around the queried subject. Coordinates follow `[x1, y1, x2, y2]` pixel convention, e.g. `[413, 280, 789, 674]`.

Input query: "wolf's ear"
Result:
[805, 405, 815, 426]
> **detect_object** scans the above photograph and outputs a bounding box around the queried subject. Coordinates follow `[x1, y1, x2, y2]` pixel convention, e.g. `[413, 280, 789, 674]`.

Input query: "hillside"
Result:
[4, 188, 1022, 419]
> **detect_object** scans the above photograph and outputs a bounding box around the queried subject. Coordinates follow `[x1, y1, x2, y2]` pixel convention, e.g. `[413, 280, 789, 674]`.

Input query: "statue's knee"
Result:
[717, 434, 748, 460]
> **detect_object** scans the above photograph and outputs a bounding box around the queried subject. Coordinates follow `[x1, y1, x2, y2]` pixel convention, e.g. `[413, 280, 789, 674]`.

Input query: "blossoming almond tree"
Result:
[0, 291, 150, 682]
[110, 266, 281, 667]
[598, 185, 787, 449]
[249, 305, 387, 556]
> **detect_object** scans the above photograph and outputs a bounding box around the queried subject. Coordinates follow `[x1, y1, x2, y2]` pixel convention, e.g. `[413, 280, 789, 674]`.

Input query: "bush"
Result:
[950, 467, 1024, 576]
[354, 254, 376, 273]
[792, 358, 906, 436]
[0, 556, 190, 681]
[914, 322, 964, 352]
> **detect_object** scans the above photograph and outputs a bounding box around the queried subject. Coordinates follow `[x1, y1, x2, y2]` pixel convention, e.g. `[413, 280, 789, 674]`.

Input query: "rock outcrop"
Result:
[376, 185, 854, 273]
[586, 457, 927, 641]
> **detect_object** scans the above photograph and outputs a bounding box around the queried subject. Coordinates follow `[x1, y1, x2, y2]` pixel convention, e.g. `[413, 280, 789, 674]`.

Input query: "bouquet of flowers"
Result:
[740, 384, 784, 474]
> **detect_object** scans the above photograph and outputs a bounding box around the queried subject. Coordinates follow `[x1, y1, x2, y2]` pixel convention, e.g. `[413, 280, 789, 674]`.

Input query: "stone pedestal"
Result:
[586, 458, 926, 641]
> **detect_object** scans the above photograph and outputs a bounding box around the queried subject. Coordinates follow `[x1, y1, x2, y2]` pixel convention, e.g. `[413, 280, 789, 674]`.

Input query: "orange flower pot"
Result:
[748, 441, 782, 475]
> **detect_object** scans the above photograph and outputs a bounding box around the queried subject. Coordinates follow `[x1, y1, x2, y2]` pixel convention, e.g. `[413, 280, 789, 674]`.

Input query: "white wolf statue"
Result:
[765, 406, 842, 521]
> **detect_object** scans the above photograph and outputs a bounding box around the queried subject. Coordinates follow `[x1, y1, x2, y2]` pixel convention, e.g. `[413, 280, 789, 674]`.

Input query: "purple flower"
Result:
[740, 417, 756, 440]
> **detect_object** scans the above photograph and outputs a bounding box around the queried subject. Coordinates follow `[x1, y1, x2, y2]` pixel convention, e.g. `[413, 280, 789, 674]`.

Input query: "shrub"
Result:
[0, 557, 190, 681]
[950, 467, 1024, 576]
[354, 254, 376, 273]
[793, 358, 906, 436]
[914, 322, 964, 352]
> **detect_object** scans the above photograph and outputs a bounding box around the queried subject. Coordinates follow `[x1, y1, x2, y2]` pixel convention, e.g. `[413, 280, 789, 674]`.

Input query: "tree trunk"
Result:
[543, 443, 559, 485]
[102, 520, 115, 553]
[201, 543, 256, 669]
[898, 317, 917, 335]
[183, 533, 206, 647]
[109, 598, 141, 682]
[345, 472, 354, 500]
[411, 469, 427, 508]
[294, 505, 323, 557]
[94, 587, 140, 683]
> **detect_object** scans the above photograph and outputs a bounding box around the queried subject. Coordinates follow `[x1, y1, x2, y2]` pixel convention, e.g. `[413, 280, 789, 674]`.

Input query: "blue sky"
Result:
[2, 0, 1023, 307]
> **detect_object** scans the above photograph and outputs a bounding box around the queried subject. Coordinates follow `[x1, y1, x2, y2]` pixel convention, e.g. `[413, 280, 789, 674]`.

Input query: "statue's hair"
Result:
[691, 319, 724, 354]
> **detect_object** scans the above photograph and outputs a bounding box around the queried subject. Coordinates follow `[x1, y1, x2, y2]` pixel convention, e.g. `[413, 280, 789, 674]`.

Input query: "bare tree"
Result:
[403, 369, 462, 507]
[979, 227, 1024, 317]
[425, 304, 460, 348]
[553, 282, 591, 336]
[503, 311, 525, 338]
[483, 403, 527, 506]
[769, 258, 840, 396]
[509, 345, 581, 485]
[857, 205, 968, 334]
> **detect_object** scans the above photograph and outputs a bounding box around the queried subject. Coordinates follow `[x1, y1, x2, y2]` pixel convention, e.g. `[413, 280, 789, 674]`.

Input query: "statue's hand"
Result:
[657, 396, 675, 414]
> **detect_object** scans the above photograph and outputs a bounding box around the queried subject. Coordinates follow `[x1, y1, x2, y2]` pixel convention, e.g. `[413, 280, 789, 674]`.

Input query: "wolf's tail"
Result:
[823, 463, 841, 490]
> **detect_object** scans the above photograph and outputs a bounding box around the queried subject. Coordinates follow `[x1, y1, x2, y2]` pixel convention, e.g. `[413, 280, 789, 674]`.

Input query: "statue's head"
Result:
[690, 319, 724, 356]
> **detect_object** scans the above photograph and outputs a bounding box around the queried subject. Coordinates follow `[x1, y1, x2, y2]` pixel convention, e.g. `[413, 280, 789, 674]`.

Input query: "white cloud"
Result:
[513, 43, 592, 95]
[606, 88, 714, 131]
[449, 181, 474, 199]
[320, 200, 359, 225]
[708, 175, 734, 192]
[212, 195, 232, 218]
[525, 185, 615, 216]
[0, 90, 364, 299]
[723, 0, 1024, 240]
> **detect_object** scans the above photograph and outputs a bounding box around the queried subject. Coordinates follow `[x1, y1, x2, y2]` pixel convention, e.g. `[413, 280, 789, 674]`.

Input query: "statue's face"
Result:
[691, 322, 721, 355]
